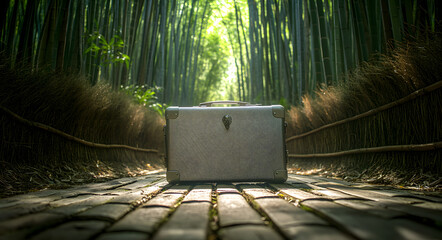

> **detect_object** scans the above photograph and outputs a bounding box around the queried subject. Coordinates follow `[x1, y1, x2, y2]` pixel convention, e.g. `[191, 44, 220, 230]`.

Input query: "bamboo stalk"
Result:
[286, 80, 442, 142]
[56, 0, 71, 71]
[0, 1, 9, 50]
[316, 0, 332, 86]
[295, 0, 303, 102]
[0, 105, 159, 154]
[234, 0, 247, 101]
[288, 141, 442, 158]
[190, 0, 209, 105]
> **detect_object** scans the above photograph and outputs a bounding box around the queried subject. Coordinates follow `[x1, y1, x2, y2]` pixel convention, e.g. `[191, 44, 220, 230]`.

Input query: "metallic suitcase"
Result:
[164, 101, 287, 183]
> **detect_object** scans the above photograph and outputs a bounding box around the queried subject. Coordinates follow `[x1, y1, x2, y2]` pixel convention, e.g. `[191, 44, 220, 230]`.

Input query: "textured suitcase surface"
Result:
[165, 102, 287, 183]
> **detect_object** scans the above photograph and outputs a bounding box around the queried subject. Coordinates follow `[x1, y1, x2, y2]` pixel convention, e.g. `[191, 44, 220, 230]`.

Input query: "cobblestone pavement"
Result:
[1, 171, 441, 240]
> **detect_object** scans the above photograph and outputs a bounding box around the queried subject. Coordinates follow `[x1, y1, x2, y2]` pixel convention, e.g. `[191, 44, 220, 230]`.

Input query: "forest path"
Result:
[0, 172, 441, 240]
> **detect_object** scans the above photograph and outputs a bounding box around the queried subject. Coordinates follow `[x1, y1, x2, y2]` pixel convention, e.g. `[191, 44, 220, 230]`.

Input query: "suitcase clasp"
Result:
[222, 115, 232, 130]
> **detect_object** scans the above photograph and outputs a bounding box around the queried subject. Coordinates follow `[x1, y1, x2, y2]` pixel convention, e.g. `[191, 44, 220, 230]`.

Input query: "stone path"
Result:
[0, 171, 441, 240]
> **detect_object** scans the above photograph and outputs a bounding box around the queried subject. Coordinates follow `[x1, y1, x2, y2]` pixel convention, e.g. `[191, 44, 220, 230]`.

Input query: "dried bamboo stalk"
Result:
[286, 80, 442, 142]
[288, 141, 442, 158]
[0, 105, 158, 153]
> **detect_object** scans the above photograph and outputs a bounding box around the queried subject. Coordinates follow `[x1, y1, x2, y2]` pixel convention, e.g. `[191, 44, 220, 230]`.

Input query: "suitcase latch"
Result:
[222, 115, 232, 130]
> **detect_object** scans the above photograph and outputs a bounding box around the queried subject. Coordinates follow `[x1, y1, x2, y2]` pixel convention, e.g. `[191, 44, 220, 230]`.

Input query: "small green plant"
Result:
[120, 85, 168, 116]
[279, 97, 291, 111]
[85, 32, 130, 69]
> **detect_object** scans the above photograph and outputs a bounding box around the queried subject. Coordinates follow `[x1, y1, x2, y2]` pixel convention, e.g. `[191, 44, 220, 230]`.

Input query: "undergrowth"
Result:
[120, 84, 168, 117]
[286, 34, 442, 189]
[0, 55, 165, 197]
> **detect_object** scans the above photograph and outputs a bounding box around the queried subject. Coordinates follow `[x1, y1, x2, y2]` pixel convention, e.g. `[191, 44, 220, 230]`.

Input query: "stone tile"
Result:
[292, 181, 326, 190]
[216, 184, 239, 194]
[103, 177, 138, 187]
[182, 185, 212, 203]
[49, 195, 98, 207]
[0, 199, 19, 209]
[217, 193, 263, 227]
[31, 220, 110, 240]
[151, 179, 169, 186]
[219, 225, 284, 240]
[118, 178, 161, 190]
[8, 189, 62, 200]
[284, 181, 318, 190]
[60, 190, 100, 198]
[165, 202, 211, 229]
[0, 203, 50, 221]
[108, 192, 148, 205]
[392, 194, 442, 203]
[271, 184, 327, 201]
[315, 184, 416, 203]
[142, 179, 169, 190]
[95, 231, 149, 240]
[109, 184, 163, 205]
[20, 195, 64, 205]
[74, 178, 137, 193]
[285, 175, 304, 184]
[281, 225, 352, 240]
[334, 199, 406, 219]
[363, 200, 442, 225]
[243, 189, 277, 199]
[142, 171, 166, 177]
[315, 182, 371, 190]
[46, 204, 93, 216]
[389, 218, 442, 239]
[311, 189, 366, 200]
[1, 194, 62, 208]
[143, 187, 187, 208]
[359, 188, 442, 203]
[285, 178, 308, 186]
[152, 202, 211, 240]
[98, 189, 133, 196]
[413, 201, 442, 210]
[288, 174, 364, 187]
[78, 195, 115, 206]
[308, 176, 356, 186]
[107, 207, 170, 233]
[239, 185, 277, 199]
[236, 184, 265, 190]
[253, 198, 327, 227]
[77, 204, 132, 222]
[301, 199, 437, 239]
[0, 212, 64, 234]
[0, 229, 30, 240]
[287, 175, 321, 184]
[162, 185, 190, 194]
[144, 173, 166, 180]
[0, 201, 20, 210]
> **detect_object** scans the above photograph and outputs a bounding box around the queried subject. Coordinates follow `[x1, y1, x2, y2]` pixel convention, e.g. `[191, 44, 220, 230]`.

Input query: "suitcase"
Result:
[164, 100, 287, 183]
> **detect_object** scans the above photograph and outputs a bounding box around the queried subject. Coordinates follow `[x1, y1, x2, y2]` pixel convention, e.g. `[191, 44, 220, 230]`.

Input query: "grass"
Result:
[0, 55, 165, 197]
[286, 34, 442, 189]
[208, 185, 219, 240]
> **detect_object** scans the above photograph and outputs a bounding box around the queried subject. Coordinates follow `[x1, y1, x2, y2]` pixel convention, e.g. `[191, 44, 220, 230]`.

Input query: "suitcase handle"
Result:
[199, 100, 251, 107]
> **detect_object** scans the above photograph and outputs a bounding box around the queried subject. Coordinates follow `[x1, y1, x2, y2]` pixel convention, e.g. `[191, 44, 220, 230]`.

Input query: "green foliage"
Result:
[278, 97, 291, 111]
[120, 85, 168, 116]
[85, 32, 130, 69]
[193, 32, 230, 104]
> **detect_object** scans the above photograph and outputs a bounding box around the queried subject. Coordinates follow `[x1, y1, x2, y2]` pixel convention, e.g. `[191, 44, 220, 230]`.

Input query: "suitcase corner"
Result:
[166, 170, 180, 183]
[273, 169, 287, 183]
[271, 105, 285, 118]
[165, 107, 179, 120]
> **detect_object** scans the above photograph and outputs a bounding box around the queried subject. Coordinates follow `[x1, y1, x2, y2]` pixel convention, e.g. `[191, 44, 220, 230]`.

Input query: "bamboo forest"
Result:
[1, 0, 439, 106]
[1, 0, 441, 210]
